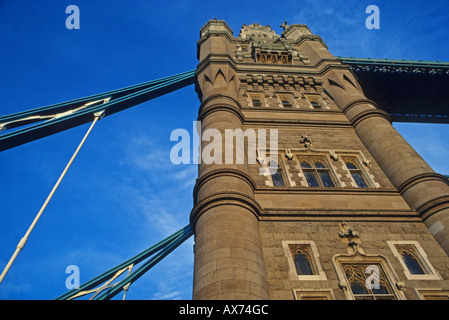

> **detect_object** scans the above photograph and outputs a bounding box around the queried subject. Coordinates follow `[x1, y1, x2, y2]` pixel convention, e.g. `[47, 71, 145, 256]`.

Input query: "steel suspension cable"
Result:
[0, 111, 104, 285]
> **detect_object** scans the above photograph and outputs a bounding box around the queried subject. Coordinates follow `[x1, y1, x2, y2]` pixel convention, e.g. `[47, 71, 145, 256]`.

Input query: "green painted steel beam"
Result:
[337, 56, 449, 68]
[337, 56, 449, 124]
[55, 224, 193, 300]
[95, 227, 193, 300]
[0, 70, 196, 151]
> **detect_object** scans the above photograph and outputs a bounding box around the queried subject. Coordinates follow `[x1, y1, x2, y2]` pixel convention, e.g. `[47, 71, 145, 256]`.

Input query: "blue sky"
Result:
[0, 1, 448, 300]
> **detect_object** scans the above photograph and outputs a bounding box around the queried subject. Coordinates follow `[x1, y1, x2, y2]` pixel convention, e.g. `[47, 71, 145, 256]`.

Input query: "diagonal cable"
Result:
[55, 224, 193, 300]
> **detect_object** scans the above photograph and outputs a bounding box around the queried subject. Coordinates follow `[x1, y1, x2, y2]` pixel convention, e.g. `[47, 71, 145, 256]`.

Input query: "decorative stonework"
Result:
[299, 135, 312, 149]
[348, 63, 449, 75]
[235, 23, 309, 65]
[255, 146, 381, 189]
[239, 73, 323, 93]
[339, 222, 360, 243]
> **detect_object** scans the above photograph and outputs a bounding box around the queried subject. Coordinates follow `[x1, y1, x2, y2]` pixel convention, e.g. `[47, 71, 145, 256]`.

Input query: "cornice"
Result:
[241, 118, 353, 129]
[416, 194, 449, 221]
[196, 54, 349, 79]
[254, 186, 400, 195]
[193, 168, 257, 202]
[397, 172, 449, 194]
[259, 208, 419, 222]
[189, 191, 263, 230]
[198, 94, 244, 123]
[351, 108, 392, 127]
[341, 98, 380, 114]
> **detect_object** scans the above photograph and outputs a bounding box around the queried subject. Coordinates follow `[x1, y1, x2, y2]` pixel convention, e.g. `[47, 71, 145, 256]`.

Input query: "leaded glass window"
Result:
[345, 161, 369, 188]
[269, 160, 285, 187]
[311, 101, 321, 109]
[289, 245, 316, 276]
[300, 160, 335, 188]
[282, 99, 292, 108]
[252, 99, 262, 107]
[342, 263, 396, 300]
[395, 245, 427, 275]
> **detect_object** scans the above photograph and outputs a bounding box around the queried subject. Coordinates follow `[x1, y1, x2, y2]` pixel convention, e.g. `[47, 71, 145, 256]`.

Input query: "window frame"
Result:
[277, 94, 296, 109]
[332, 252, 406, 300]
[281, 99, 293, 108]
[414, 288, 449, 300]
[311, 100, 322, 109]
[252, 98, 262, 107]
[290, 244, 317, 276]
[293, 289, 335, 300]
[387, 241, 442, 280]
[341, 263, 396, 300]
[269, 159, 286, 187]
[261, 154, 288, 187]
[299, 157, 337, 188]
[304, 94, 327, 110]
[282, 240, 327, 281]
[342, 157, 372, 188]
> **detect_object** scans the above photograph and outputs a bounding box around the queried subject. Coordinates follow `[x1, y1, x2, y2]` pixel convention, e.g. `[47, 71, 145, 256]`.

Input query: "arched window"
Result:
[282, 99, 292, 108]
[252, 99, 262, 107]
[269, 160, 285, 187]
[343, 263, 396, 300]
[311, 101, 321, 109]
[402, 252, 425, 275]
[290, 245, 315, 275]
[345, 161, 369, 188]
[388, 241, 441, 281]
[300, 160, 335, 187]
[396, 245, 426, 275]
[294, 251, 313, 275]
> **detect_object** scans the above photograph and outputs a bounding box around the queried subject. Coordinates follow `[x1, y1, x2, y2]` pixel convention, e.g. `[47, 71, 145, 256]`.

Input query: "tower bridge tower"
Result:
[190, 20, 449, 300]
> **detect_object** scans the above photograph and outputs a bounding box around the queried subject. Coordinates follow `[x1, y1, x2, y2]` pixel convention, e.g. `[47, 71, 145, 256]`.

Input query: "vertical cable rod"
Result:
[0, 111, 104, 285]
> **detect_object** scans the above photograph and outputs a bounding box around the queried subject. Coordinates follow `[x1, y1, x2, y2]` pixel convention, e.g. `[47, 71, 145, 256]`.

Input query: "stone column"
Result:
[324, 68, 449, 255]
[190, 20, 270, 300]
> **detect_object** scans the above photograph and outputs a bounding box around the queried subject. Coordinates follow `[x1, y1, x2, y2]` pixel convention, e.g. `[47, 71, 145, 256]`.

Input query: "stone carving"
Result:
[285, 149, 294, 160]
[235, 23, 309, 65]
[280, 21, 288, 31]
[330, 150, 339, 161]
[339, 222, 360, 250]
[396, 282, 406, 292]
[299, 135, 312, 149]
[339, 222, 360, 240]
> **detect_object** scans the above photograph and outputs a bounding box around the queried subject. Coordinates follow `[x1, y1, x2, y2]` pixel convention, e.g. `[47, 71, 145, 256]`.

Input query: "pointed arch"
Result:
[213, 68, 227, 88]
[332, 249, 406, 300]
[328, 78, 345, 90]
[343, 74, 359, 90]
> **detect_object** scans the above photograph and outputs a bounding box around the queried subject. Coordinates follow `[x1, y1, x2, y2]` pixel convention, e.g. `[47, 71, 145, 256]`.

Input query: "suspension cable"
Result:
[0, 111, 104, 285]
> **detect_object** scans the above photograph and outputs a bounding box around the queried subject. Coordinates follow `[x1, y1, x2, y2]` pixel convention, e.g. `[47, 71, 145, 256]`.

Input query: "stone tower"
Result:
[190, 20, 449, 300]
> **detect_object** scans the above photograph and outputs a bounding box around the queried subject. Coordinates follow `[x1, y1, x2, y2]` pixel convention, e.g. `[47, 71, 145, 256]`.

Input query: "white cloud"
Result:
[151, 290, 183, 300]
[0, 274, 32, 299]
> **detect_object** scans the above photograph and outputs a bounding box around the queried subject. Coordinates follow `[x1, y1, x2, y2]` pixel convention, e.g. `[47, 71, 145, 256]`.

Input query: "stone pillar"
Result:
[190, 20, 270, 300]
[324, 68, 449, 255]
